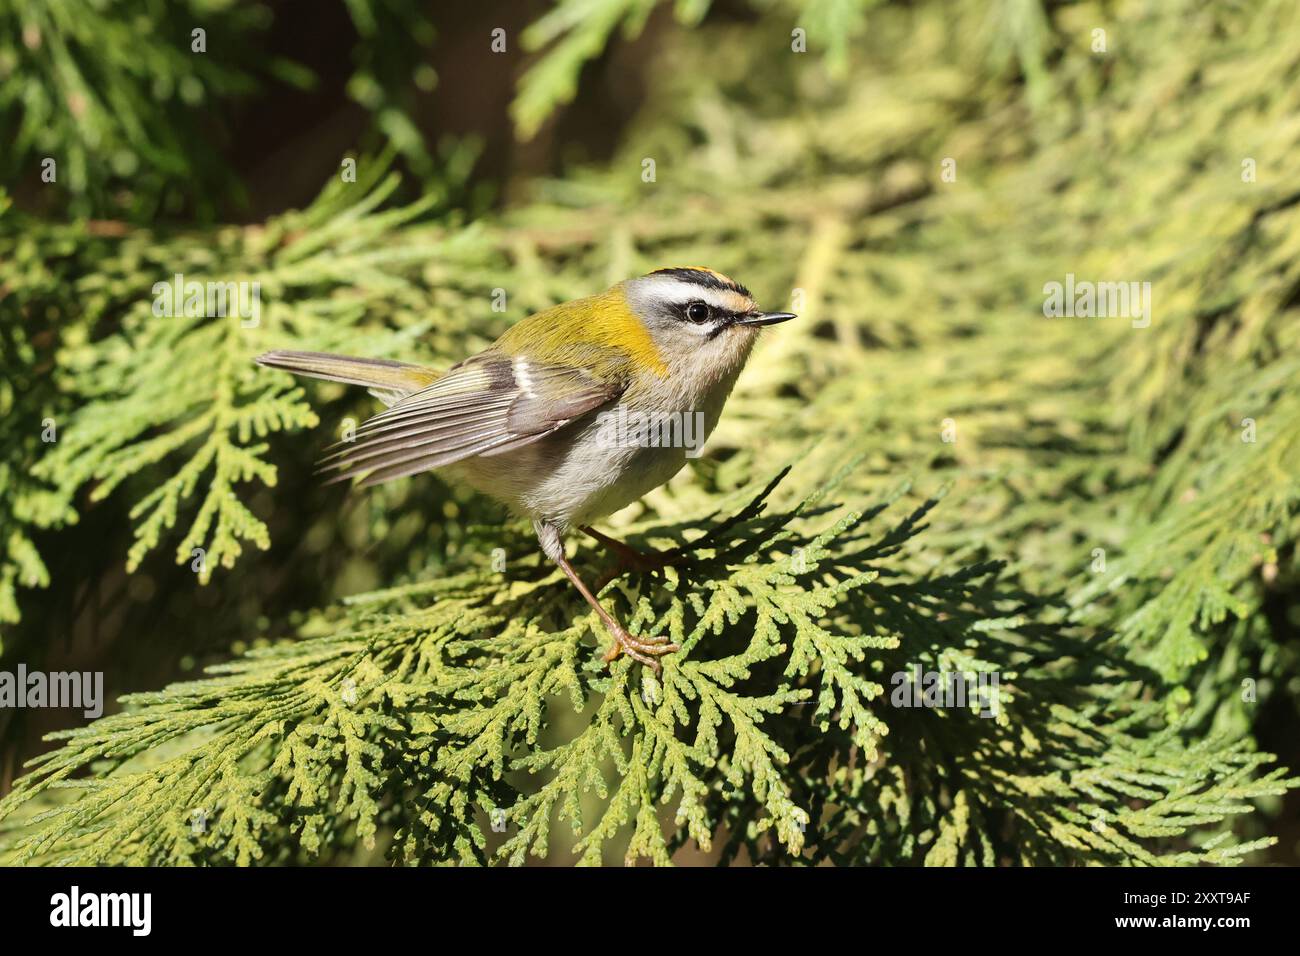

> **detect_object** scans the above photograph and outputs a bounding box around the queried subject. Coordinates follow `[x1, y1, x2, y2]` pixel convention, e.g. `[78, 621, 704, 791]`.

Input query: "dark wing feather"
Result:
[320, 353, 623, 487]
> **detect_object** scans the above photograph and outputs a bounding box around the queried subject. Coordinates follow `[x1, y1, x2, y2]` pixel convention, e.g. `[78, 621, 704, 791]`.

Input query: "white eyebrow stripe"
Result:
[636, 276, 737, 310]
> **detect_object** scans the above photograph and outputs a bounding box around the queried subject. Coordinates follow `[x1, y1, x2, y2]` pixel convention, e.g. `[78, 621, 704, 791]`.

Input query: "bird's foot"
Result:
[603, 626, 680, 673]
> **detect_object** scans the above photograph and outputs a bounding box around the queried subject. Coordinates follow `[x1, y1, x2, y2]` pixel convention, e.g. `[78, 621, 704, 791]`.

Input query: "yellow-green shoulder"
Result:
[494, 286, 667, 378]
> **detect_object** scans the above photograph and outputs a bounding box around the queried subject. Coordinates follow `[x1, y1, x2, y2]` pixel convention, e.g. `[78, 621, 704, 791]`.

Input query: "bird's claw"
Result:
[603, 627, 680, 672]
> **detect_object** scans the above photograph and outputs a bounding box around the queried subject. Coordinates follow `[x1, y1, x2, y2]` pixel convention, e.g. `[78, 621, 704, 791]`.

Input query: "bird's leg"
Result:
[536, 521, 680, 672]
[581, 525, 684, 591]
[553, 555, 679, 670]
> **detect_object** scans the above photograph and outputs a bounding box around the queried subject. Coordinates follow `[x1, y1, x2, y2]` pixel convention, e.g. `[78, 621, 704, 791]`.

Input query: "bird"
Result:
[255, 267, 796, 670]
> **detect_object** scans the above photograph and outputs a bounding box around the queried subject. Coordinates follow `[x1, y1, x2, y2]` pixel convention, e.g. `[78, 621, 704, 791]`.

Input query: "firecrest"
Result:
[256, 267, 796, 669]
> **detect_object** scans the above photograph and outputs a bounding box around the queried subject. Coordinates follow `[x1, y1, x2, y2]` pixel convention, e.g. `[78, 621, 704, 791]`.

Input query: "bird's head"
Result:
[621, 267, 796, 376]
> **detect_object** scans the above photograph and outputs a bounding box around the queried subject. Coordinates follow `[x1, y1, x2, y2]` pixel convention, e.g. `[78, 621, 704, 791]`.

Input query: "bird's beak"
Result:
[736, 310, 797, 327]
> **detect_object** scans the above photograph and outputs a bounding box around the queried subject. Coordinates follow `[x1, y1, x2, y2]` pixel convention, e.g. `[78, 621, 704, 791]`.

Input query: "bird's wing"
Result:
[320, 352, 625, 487]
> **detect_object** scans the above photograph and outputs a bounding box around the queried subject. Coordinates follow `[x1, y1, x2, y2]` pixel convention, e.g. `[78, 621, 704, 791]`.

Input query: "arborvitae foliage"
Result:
[0, 205, 64, 625]
[2, 464, 1291, 865]
[0, 0, 433, 219]
[1, 0, 1298, 864]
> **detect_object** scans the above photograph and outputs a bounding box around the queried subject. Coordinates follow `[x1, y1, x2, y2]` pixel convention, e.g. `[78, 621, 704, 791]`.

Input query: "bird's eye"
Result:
[686, 302, 711, 323]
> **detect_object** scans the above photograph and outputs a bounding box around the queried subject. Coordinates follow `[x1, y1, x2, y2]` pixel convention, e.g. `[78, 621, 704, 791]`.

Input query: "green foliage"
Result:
[29, 167, 462, 582]
[0, 194, 86, 633]
[510, 0, 882, 138]
[339, 0, 440, 183]
[2, 467, 1290, 865]
[512, 0, 672, 140]
[2, 0, 1299, 865]
[0, 0, 434, 220]
[0, 0, 277, 218]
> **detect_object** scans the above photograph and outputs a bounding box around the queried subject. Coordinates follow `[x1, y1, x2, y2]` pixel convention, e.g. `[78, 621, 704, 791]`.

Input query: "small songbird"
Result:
[256, 267, 795, 669]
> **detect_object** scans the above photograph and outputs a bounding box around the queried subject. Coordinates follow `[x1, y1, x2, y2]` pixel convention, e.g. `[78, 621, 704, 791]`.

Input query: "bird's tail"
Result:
[255, 350, 440, 406]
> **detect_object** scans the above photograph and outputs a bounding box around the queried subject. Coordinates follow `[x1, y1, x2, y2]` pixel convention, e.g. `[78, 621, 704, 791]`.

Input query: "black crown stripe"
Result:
[648, 268, 751, 300]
